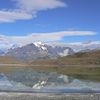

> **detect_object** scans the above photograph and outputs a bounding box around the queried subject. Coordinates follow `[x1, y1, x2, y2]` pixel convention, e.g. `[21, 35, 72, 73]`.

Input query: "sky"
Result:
[0, 0, 100, 44]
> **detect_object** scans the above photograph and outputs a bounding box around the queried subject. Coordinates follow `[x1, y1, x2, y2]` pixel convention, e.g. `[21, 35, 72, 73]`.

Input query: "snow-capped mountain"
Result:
[0, 43, 20, 55]
[0, 38, 20, 56]
[48, 41, 100, 52]
[1, 38, 100, 58]
[6, 42, 74, 60]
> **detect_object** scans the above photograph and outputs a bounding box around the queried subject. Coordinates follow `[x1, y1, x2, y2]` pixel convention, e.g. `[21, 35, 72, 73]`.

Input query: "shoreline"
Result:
[0, 92, 100, 100]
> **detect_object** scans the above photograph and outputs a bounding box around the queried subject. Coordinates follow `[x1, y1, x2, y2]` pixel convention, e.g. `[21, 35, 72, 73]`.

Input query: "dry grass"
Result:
[0, 56, 25, 64]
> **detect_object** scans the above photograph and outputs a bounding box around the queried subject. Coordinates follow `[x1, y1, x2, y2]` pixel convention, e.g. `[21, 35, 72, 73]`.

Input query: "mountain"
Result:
[0, 50, 5, 56]
[30, 49, 100, 66]
[6, 42, 74, 61]
[49, 41, 100, 52]
[0, 37, 100, 55]
[0, 43, 21, 56]
[58, 49, 100, 65]
[0, 42, 20, 56]
[1, 39, 100, 60]
[0, 36, 22, 55]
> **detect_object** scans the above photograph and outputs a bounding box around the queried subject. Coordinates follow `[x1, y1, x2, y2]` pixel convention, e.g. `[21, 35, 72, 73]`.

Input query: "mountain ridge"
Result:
[6, 42, 74, 61]
[0, 41, 100, 61]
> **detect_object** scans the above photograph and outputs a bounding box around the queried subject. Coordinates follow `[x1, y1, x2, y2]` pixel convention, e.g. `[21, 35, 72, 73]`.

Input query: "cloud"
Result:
[48, 41, 100, 52]
[0, 10, 33, 23]
[0, 0, 66, 23]
[0, 31, 96, 45]
[14, 0, 66, 13]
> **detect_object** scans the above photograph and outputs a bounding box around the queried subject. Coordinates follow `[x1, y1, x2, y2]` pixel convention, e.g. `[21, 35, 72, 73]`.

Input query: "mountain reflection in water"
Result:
[0, 69, 100, 93]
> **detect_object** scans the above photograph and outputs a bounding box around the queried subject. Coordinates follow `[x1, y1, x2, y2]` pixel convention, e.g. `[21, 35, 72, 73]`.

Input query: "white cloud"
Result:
[28, 31, 96, 41]
[0, 10, 33, 23]
[49, 41, 100, 52]
[14, 0, 66, 13]
[0, 31, 96, 45]
[0, 0, 66, 23]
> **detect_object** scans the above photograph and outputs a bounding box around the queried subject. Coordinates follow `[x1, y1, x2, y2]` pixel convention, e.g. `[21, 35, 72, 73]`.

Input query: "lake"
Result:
[0, 68, 100, 93]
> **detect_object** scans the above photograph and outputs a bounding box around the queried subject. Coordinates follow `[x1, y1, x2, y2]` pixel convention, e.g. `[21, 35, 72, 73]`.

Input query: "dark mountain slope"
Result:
[58, 50, 100, 65]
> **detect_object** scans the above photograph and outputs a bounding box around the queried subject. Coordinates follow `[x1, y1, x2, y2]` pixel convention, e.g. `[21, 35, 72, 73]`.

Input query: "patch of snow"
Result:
[34, 42, 47, 51]
[59, 49, 69, 57]
[34, 42, 44, 47]
[41, 46, 47, 50]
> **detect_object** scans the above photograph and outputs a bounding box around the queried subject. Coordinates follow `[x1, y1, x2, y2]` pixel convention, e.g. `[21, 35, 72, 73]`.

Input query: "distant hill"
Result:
[29, 50, 100, 65]
[0, 50, 5, 56]
[58, 50, 100, 65]
[1, 49, 100, 65]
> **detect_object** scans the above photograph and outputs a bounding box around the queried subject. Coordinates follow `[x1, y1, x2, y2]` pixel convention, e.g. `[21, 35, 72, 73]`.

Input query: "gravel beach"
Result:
[0, 93, 100, 100]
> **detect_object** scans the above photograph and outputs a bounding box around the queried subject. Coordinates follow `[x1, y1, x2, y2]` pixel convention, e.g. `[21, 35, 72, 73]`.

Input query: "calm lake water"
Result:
[0, 68, 100, 93]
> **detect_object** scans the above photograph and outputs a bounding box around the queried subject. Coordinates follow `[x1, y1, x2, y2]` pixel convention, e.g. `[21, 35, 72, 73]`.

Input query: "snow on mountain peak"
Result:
[34, 42, 44, 47]
[33, 42, 47, 50]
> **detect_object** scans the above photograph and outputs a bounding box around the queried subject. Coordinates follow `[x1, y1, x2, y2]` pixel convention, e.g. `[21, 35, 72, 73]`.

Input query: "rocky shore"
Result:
[0, 93, 100, 100]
